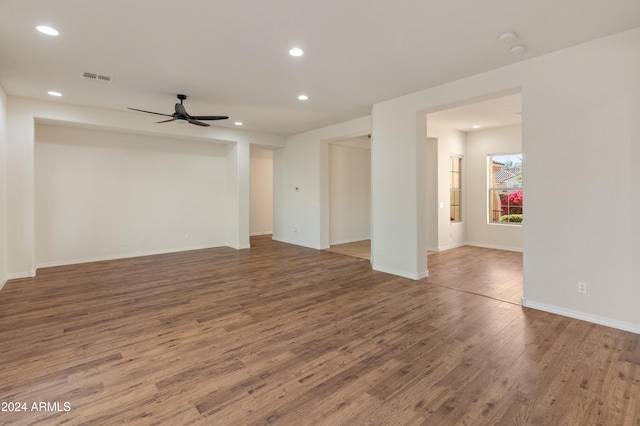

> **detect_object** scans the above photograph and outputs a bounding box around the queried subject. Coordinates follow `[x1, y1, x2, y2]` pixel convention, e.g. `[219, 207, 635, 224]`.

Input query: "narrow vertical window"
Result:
[488, 153, 523, 224]
[450, 156, 462, 222]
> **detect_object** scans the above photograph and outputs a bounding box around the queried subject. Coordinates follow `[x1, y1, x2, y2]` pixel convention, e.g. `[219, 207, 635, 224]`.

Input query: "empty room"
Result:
[1, 1, 639, 425]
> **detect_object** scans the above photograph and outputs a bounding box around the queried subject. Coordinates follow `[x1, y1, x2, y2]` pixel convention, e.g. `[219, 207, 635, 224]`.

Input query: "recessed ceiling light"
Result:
[472, 125, 481, 129]
[37, 25, 59, 36]
[498, 31, 517, 44]
[48, 91, 62, 97]
[510, 45, 526, 54]
[298, 94, 308, 101]
[234, 121, 243, 126]
[289, 47, 304, 57]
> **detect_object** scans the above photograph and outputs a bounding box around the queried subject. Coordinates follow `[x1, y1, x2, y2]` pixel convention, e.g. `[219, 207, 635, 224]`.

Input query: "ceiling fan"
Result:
[128, 94, 228, 126]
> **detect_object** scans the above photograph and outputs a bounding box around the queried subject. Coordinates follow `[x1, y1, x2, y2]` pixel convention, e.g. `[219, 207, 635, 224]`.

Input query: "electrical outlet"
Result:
[577, 281, 588, 294]
[293, 227, 298, 234]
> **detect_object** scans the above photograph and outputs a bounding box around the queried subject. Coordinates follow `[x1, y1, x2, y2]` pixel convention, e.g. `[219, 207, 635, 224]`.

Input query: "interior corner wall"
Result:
[273, 115, 371, 250]
[5, 97, 279, 277]
[329, 143, 371, 245]
[35, 124, 230, 266]
[0, 86, 8, 288]
[466, 124, 523, 251]
[250, 146, 273, 236]
[426, 123, 466, 251]
[373, 28, 640, 332]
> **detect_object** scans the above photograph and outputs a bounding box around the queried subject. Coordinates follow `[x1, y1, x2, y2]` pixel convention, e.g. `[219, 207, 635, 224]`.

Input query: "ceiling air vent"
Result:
[82, 71, 113, 84]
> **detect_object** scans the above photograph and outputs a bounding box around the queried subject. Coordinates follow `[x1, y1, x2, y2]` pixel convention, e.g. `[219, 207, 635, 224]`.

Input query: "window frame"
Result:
[487, 152, 523, 226]
[450, 155, 462, 223]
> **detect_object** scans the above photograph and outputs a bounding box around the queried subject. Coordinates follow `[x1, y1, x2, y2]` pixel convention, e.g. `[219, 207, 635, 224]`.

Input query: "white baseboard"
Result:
[430, 242, 466, 252]
[465, 242, 523, 252]
[429, 242, 522, 253]
[228, 244, 251, 250]
[522, 298, 640, 335]
[271, 236, 322, 250]
[372, 264, 429, 280]
[36, 244, 225, 270]
[250, 231, 273, 237]
[6, 271, 36, 279]
[1, 271, 36, 291]
[330, 238, 371, 246]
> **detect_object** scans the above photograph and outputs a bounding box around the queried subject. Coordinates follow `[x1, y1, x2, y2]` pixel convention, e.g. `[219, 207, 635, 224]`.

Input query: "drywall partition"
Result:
[6, 98, 35, 277]
[372, 28, 640, 332]
[250, 146, 273, 236]
[35, 124, 229, 266]
[329, 143, 371, 245]
[274, 115, 371, 250]
[225, 140, 250, 250]
[371, 102, 429, 279]
[466, 124, 522, 251]
[520, 29, 640, 331]
[5, 97, 284, 276]
[426, 122, 466, 251]
[426, 138, 439, 251]
[0, 86, 7, 289]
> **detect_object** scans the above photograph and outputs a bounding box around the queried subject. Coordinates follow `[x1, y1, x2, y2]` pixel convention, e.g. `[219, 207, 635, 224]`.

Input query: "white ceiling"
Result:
[428, 93, 522, 133]
[1, 1, 639, 136]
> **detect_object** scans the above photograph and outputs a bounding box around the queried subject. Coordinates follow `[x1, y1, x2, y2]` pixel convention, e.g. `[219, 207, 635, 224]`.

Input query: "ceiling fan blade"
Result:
[128, 107, 172, 117]
[156, 118, 175, 123]
[191, 115, 229, 121]
[188, 119, 210, 127]
[175, 103, 188, 116]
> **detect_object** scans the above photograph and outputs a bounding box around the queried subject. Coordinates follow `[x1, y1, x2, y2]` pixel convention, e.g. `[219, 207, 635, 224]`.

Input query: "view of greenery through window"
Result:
[488, 153, 522, 224]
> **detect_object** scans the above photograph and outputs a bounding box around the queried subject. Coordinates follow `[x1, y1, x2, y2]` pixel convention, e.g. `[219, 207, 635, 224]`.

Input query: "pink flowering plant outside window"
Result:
[501, 190, 523, 215]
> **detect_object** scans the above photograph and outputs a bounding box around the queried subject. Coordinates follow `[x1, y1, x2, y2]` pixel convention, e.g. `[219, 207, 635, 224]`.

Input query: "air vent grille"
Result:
[82, 71, 113, 84]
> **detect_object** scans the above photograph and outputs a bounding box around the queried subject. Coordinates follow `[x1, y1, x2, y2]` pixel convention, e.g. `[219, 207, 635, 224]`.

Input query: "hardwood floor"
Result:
[325, 240, 372, 260]
[325, 242, 523, 305]
[0, 236, 638, 425]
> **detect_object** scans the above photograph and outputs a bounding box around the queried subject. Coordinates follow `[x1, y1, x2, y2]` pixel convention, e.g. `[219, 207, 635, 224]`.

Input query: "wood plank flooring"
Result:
[325, 240, 372, 260]
[0, 236, 638, 425]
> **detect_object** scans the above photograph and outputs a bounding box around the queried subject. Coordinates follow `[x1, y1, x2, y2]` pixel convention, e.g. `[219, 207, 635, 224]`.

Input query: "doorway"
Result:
[425, 91, 523, 303]
[325, 136, 371, 260]
[249, 146, 273, 238]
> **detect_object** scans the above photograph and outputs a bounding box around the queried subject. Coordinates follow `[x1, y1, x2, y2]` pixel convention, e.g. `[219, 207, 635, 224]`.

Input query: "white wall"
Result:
[6, 97, 282, 276]
[521, 30, 639, 331]
[466, 124, 523, 251]
[329, 143, 371, 245]
[0, 86, 7, 289]
[273, 116, 371, 249]
[426, 123, 466, 251]
[250, 146, 273, 236]
[426, 138, 439, 251]
[35, 124, 229, 266]
[371, 28, 640, 332]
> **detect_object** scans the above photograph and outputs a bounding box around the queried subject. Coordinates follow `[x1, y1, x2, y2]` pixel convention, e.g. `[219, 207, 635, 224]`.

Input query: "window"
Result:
[489, 153, 522, 224]
[450, 156, 462, 222]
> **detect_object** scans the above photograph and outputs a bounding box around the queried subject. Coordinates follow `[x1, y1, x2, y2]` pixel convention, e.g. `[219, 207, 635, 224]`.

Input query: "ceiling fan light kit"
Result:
[128, 94, 228, 127]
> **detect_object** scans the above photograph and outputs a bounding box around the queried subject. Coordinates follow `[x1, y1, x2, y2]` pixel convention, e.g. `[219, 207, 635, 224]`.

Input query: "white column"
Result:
[225, 140, 250, 249]
[371, 103, 428, 280]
